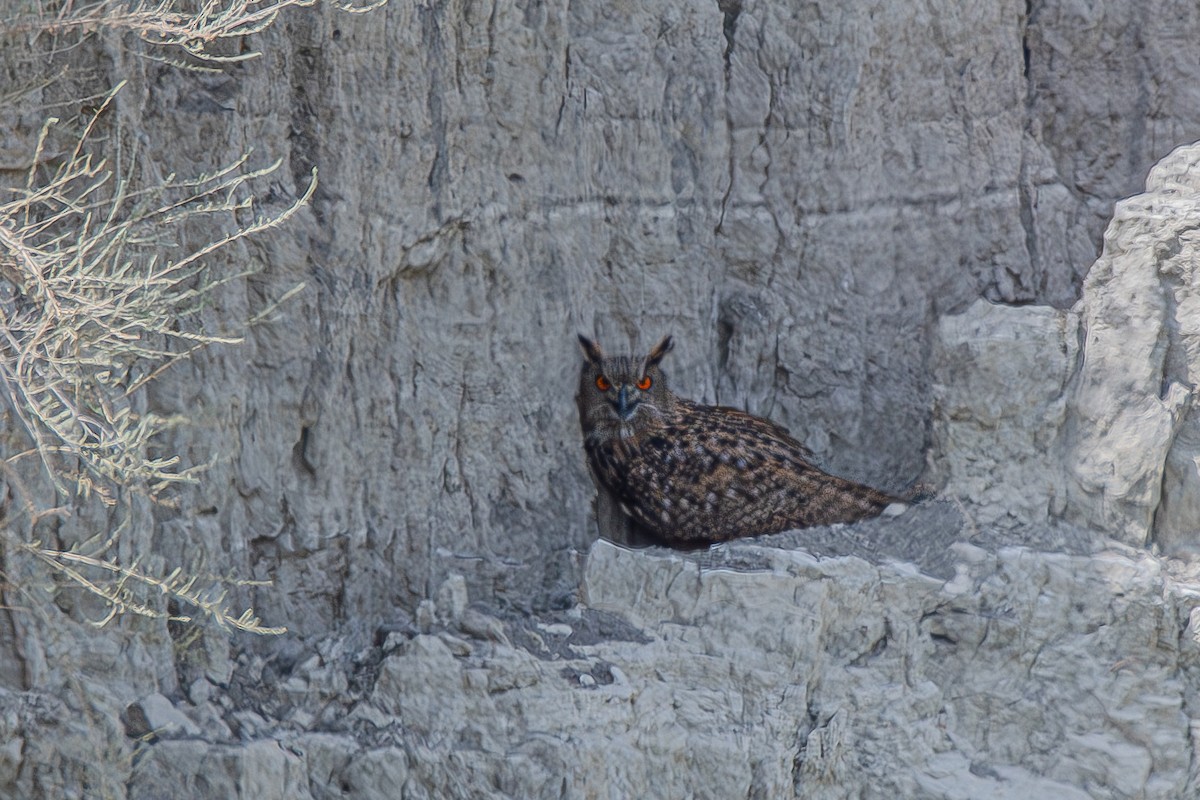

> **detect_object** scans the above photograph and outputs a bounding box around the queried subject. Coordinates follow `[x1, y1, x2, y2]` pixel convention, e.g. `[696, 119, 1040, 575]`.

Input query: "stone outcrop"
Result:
[1063, 144, 1200, 550]
[930, 299, 1078, 527]
[1, 0, 1200, 797]
[3, 0, 1125, 633]
[928, 141, 1200, 550]
[120, 531, 1200, 799]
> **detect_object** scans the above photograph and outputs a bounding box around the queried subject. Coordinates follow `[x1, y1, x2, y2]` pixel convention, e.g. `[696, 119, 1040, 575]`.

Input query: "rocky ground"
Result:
[110, 505, 1200, 799]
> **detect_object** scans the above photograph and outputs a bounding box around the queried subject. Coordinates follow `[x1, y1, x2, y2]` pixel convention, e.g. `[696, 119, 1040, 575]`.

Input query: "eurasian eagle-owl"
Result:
[576, 334, 898, 546]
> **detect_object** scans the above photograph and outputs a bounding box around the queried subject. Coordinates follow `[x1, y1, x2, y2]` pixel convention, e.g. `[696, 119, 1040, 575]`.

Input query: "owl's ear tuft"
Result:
[577, 334, 605, 364]
[645, 334, 674, 368]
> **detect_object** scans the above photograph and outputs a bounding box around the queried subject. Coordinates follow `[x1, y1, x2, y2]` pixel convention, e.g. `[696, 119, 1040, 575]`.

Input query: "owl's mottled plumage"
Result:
[576, 333, 897, 546]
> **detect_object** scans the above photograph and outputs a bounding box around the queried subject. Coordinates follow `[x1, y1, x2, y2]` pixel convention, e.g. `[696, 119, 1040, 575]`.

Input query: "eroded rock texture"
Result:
[1062, 144, 1200, 550]
[121, 533, 1200, 800]
[0, 0, 1185, 633]
[1, 0, 1199, 796]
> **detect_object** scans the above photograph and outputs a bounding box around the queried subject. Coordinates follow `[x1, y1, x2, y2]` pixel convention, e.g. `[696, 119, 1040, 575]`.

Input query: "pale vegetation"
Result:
[0, 0, 381, 635]
[10, 0, 384, 62]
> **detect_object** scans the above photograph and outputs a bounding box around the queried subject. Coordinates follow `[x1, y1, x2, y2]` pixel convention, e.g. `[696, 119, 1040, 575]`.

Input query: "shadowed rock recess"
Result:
[2, 1, 1200, 797]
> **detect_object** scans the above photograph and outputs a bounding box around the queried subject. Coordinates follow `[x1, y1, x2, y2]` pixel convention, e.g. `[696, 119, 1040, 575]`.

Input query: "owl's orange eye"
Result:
[636, 375, 652, 391]
[595, 375, 611, 391]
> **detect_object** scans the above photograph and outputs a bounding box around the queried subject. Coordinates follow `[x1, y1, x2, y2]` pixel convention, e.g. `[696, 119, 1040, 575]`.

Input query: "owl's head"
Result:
[576, 333, 675, 438]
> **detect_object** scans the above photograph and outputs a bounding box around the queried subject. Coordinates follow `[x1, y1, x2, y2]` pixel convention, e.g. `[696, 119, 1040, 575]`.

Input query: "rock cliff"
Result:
[1, 0, 1199, 797]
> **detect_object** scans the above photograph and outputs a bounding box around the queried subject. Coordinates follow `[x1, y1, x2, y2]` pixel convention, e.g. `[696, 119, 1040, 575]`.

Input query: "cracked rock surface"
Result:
[2, 1, 1200, 797]
[121, 533, 1200, 799]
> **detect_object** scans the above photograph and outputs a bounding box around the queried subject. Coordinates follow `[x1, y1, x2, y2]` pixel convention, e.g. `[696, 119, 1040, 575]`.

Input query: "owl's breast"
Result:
[587, 427, 741, 534]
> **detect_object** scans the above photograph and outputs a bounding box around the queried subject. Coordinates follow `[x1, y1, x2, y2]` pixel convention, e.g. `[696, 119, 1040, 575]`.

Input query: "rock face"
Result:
[931, 141, 1200, 550]
[3, 0, 1195, 630]
[4, 0, 1135, 634]
[930, 299, 1078, 527]
[1062, 144, 1200, 550]
[2, 0, 1200, 797]
[928, 141, 1200, 550]
[120, 533, 1200, 799]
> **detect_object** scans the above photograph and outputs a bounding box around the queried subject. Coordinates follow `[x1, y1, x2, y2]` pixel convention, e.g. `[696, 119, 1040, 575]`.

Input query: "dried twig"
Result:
[9, 0, 388, 62]
[0, 80, 313, 635]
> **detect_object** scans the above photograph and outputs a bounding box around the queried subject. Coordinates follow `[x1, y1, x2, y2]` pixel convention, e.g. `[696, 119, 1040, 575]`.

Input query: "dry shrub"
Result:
[0, 0, 384, 634]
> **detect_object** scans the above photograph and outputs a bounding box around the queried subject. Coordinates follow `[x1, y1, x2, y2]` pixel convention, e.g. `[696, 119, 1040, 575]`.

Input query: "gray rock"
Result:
[1063, 142, 1200, 548]
[343, 747, 409, 799]
[130, 537, 1188, 799]
[434, 574, 469, 626]
[415, 600, 437, 634]
[186, 678, 211, 707]
[117, 530, 1200, 798]
[0, 687, 130, 798]
[229, 709, 270, 741]
[458, 608, 510, 644]
[7, 0, 1151, 638]
[190, 701, 233, 742]
[123, 693, 201, 740]
[930, 299, 1078, 526]
[129, 739, 313, 800]
[289, 733, 358, 799]
[928, 140, 1200, 554]
[579, 540, 1191, 799]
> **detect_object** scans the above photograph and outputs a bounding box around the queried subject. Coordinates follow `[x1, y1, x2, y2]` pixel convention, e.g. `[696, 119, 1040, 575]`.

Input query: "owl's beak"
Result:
[614, 385, 638, 420]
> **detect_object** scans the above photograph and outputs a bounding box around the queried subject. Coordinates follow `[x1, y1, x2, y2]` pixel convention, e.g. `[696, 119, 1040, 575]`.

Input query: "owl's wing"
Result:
[704, 404, 818, 464]
[614, 401, 893, 543]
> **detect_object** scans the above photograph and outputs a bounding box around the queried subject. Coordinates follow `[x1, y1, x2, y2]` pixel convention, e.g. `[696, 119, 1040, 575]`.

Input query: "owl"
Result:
[576, 333, 900, 547]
